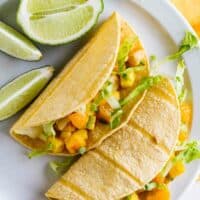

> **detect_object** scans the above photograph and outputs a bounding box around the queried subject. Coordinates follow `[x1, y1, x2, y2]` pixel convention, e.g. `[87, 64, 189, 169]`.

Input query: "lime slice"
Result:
[0, 21, 42, 61]
[17, 0, 104, 45]
[0, 66, 54, 121]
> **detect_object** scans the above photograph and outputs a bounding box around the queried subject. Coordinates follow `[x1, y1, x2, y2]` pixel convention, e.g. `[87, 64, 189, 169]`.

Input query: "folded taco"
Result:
[46, 77, 180, 199]
[10, 13, 151, 156]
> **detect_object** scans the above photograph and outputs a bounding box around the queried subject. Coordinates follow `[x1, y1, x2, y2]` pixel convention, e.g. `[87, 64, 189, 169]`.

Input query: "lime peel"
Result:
[0, 66, 54, 121]
[17, 0, 104, 45]
[0, 21, 42, 60]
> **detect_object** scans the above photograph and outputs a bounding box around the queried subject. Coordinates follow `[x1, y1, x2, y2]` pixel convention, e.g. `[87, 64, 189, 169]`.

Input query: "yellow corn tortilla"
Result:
[46, 77, 180, 200]
[10, 12, 149, 156]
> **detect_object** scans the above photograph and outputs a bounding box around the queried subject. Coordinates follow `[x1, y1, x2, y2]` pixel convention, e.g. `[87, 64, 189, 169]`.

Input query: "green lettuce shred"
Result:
[86, 115, 96, 130]
[167, 31, 199, 60]
[175, 60, 186, 101]
[43, 121, 56, 137]
[79, 147, 87, 155]
[117, 37, 138, 72]
[120, 75, 162, 106]
[49, 156, 78, 175]
[144, 182, 158, 191]
[174, 141, 200, 164]
[90, 81, 113, 112]
[110, 109, 123, 129]
[144, 182, 166, 191]
[161, 140, 200, 176]
[28, 143, 53, 159]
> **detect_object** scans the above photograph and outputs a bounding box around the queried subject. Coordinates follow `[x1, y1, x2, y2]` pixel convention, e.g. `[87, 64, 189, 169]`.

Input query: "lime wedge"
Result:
[17, 0, 104, 45]
[0, 66, 54, 121]
[0, 21, 42, 61]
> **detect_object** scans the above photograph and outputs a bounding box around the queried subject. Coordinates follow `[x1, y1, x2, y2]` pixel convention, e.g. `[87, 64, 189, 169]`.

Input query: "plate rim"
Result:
[131, 0, 200, 199]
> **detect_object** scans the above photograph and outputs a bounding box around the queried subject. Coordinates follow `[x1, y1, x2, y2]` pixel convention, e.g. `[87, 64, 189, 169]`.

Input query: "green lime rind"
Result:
[0, 21, 42, 61]
[17, 0, 104, 45]
[0, 66, 54, 121]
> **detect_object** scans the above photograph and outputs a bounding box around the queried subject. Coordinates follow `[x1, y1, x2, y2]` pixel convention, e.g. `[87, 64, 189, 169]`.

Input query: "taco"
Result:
[46, 77, 180, 199]
[10, 13, 150, 156]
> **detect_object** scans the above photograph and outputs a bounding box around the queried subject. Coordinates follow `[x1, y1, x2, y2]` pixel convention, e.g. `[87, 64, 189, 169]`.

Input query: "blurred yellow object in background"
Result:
[172, 0, 200, 36]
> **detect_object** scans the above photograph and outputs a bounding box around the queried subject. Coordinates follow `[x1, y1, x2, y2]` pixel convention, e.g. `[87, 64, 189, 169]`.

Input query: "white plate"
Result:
[0, 0, 200, 200]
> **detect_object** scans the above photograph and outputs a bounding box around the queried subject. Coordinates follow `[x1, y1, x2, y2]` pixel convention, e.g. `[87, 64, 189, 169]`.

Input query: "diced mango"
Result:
[113, 65, 119, 72]
[128, 49, 146, 66]
[65, 130, 88, 154]
[49, 137, 65, 153]
[60, 131, 71, 140]
[169, 161, 185, 179]
[120, 69, 135, 88]
[69, 112, 88, 129]
[113, 91, 120, 100]
[127, 193, 139, 200]
[153, 174, 165, 184]
[178, 130, 188, 142]
[180, 102, 192, 125]
[56, 117, 69, 131]
[63, 123, 76, 132]
[145, 187, 170, 200]
[97, 102, 113, 123]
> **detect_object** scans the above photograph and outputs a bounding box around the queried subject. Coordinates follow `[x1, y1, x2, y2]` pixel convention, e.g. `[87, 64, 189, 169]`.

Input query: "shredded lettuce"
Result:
[161, 141, 200, 176]
[117, 37, 138, 72]
[144, 182, 158, 191]
[101, 81, 113, 99]
[107, 96, 121, 109]
[118, 65, 146, 78]
[120, 76, 162, 106]
[49, 156, 78, 175]
[86, 115, 96, 130]
[144, 182, 166, 191]
[79, 147, 87, 155]
[28, 143, 53, 159]
[150, 55, 160, 75]
[90, 81, 113, 112]
[167, 31, 199, 60]
[110, 109, 123, 129]
[43, 121, 56, 137]
[133, 65, 146, 72]
[175, 60, 187, 101]
[120, 68, 134, 79]
[174, 141, 200, 164]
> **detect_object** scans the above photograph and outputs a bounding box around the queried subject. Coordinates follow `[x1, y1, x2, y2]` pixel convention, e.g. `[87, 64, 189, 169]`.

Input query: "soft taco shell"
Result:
[46, 77, 180, 200]
[10, 13, 149, 156]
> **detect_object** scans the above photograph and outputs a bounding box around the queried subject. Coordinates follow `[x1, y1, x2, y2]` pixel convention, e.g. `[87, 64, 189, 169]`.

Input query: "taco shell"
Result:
[46, 77, 180, 199]
[10, 13, 149, 156]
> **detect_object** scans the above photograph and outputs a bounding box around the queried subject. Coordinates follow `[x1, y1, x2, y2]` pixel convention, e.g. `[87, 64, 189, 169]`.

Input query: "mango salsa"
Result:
[65, 130, 88, 154]
[180, 102, 192, 125]
[49, 137, 65, 153]
[98, 102, 113, 123]
[169, 161, 185, 179]
[69, 112, 88, 129]
[145, 187, 170, 200]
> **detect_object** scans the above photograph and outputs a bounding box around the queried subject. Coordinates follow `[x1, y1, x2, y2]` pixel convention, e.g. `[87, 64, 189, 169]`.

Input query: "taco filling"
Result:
[33, 36, 149, 155]
[11, 13, 155, 156]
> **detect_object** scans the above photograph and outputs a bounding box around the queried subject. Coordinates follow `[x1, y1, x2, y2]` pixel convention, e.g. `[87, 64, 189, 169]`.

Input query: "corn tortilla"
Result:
[10, 13, 149, 156]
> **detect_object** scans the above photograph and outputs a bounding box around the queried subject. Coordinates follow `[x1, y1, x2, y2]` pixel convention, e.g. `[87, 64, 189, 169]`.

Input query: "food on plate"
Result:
[10, 13, 152, 156]
[0, 66, 54, 121]
[17, 0, 104, 45]
[45, 77, 181, 200]
[0, 21, 42, 60]
[172, 0, 200, 36]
